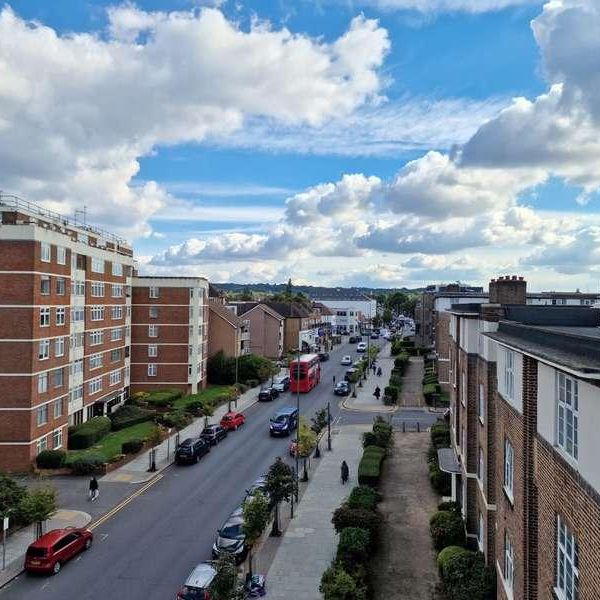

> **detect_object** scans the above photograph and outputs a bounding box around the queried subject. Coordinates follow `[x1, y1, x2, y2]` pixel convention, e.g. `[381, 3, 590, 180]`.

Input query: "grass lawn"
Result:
[67, 421, 156, 462]
[171, 384, 232, 411]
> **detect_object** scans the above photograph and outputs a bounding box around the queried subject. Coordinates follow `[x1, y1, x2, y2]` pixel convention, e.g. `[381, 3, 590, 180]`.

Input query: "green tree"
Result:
[0, 475, 28, 526]
[19, 487, 57, 540]
[239, 286, 253, 301]
[310, 408, 328, 434]
[242, 491, 270, 577]
[297, 418, 317, 481]
[382, 307, 393, 325]
[210, 553, 244, 600]
[265, 457, 296, 537]
[285, 278, 292, 298]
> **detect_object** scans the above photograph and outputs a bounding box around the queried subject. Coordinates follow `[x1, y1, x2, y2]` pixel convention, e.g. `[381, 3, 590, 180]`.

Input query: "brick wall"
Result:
[436, 312, 451, 389]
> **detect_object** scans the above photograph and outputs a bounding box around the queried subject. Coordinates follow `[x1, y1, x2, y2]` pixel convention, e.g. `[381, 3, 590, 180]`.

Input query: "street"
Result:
[1, 341, 384, 600]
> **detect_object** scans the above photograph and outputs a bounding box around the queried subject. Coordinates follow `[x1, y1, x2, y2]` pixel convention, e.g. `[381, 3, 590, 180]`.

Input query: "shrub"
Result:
[423, 382, 440, 401]
[68, 416, 112, 450]
[110, 405, 155, 430]
[384, 385, 398, 403]
[145, 390, 182, 407]
[431, 423, 450, 449]
[146, 425, 163, 446]
[441, 549, 496, 600]
[245, 379, 260, 389]
[337, 528, 370, 569]
[183, 399, 206, 416]
[158, 410, 192, 430]
[372, 420, 393, 446]
[68, 454, 105, 475]
[437, 545, 467, 576]
[429, 510, 466, 551]
[121, 439, 144, 454]
[0, 475, 28, 526]
[362, 431, 378, 448]
[131, 391, 150, 404]
[235, 382, 249, 394]
[438, 501, 462, 514]
[320, 565, 367, 600]
[429, 463, 451, 496]
[332, 506, 382, 543]
[35, 450, 66, 469]
[347, 486, 378, 511]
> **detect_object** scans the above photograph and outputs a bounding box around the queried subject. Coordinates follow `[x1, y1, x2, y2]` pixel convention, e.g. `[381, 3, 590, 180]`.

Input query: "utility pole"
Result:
[327, 401, 332, 451]
[295, 346, 300, 503]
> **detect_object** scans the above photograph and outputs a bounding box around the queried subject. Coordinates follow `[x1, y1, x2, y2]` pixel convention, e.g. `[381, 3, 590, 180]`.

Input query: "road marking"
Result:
[40, 582, 49, 590]
[89, 474, 164, 531]
[99, 533, 109, 541]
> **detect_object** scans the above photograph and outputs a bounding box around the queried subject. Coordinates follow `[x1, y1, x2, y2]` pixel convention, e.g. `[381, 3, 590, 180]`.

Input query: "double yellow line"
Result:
[90, 474, 164, 531]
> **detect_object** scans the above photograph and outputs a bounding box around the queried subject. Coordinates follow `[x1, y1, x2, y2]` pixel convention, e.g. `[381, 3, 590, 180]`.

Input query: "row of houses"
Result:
[431, 275, 600, 600]
[0, 195, 375, 472]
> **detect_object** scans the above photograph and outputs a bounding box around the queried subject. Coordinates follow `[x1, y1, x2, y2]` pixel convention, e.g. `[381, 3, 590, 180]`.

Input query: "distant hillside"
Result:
[213, 282, 423, 297]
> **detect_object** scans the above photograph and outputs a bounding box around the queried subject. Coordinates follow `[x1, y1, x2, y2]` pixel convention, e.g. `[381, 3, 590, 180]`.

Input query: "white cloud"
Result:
[0, 6, 389, 236]
[326, 0, 541, 14]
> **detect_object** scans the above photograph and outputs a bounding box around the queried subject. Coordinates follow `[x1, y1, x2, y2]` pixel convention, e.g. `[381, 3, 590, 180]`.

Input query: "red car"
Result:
[220, 411, 245, 431]
[25, 527, 93, 575]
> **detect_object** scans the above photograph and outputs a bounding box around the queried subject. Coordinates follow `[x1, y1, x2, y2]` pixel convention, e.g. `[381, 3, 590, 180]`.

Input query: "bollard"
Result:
[402, 421, 406, 433]
[148, 448, 157, 472]
[417, 422, 421, 433]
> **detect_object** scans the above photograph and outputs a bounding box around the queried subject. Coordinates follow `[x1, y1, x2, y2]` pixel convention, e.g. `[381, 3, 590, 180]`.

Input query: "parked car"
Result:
[334, 381, 351, 396]
[245, 475, 274, 509]
[176, 562, 217, 600]
[258, 387, 279, 402]
[269, 406, 298, 436]
[341, 355, 352, 365]
[24, 527, 93, 575]
[220, 411, 245, 431]
[200, 425, 227, 446]
[318, 352, 330, 362]
[348, 335, 357, 343]
[356, 342, 367, 353]
[272, 376, 290, 392]
[212, 513, 247, 564]
[344, 368, 358, 382]
[175, 438, 210, 465]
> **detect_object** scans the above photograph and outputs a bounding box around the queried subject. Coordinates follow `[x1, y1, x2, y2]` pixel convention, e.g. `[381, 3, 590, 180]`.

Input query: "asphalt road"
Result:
[1, 340, 383, 600]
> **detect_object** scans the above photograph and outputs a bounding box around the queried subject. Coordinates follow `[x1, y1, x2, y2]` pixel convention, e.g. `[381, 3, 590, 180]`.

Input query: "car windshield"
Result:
[179, 586, 207, 600]
[201, 428, 215, 435]
[271, 415, 287, 423]
[220, 522, 244, 539]
[222, 416, 231, 421]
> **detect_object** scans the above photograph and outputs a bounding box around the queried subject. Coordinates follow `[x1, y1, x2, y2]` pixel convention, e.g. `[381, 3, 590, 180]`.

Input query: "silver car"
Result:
[272, 375, 290, 392]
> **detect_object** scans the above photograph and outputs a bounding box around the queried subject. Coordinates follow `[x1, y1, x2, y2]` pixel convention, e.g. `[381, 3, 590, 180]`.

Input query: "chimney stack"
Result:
[489, 275, 527, 305]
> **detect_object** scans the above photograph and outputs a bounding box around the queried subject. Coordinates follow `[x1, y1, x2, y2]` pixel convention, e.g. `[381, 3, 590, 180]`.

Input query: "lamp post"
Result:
[233, 324, 239, 411]
[295, 346, 300, 500]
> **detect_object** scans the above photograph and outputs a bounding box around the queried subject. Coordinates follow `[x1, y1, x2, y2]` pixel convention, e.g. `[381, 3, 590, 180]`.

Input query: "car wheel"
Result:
[52, 561, 61, 575]
[84, 538, 92, 551]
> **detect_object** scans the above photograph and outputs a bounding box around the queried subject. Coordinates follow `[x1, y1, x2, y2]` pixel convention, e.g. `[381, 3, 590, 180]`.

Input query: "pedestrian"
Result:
[340, 460, 349, 485]
[374, 386, 381, 400]
[377, 367, 382, 377]
[372, 364, 376, 374]
[89, 476, 99, 502]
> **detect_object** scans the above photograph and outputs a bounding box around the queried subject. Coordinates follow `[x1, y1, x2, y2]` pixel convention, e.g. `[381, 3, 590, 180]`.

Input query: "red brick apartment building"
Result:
[0, 195, 135, 472]
[130, 277, 209, 395]
[442, 275, 600, 600]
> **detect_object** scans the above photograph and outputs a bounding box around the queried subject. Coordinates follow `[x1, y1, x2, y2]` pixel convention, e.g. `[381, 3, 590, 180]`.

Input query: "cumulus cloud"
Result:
[326, 0, 540, 14]
[0, 5, 389, 236]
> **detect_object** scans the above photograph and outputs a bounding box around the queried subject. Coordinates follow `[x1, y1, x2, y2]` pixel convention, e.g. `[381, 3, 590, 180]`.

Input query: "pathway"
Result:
[398, 357, 425, 408]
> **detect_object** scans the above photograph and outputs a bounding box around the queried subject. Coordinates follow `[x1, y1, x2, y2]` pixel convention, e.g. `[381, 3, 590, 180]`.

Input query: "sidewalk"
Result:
[265, 424, 369, 600]
[342, 342, 396, 413]
[398, 357, 425, 408]
[0, 509, 91, 588]
[102, 383, 262, 483]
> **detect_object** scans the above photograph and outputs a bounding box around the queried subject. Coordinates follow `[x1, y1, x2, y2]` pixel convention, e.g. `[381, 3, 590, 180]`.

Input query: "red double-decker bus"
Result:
[289, 354, 321, 393]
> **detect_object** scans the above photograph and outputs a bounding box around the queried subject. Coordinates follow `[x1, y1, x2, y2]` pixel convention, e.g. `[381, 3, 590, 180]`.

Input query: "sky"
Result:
[2, 0, 600, 291]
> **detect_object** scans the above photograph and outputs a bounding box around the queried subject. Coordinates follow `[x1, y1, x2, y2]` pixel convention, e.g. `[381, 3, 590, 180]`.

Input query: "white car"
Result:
[272, 376, 290, 392]
[341, 355, 352, 365]
[356, 342, 367, 352]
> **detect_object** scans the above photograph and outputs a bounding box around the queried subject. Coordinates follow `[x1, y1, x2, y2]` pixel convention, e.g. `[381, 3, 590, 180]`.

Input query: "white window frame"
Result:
[40, 242, 51, 263]
[110, 349, 121, 363]
[111, 327, 122, 341]
[53, 398, 63, 418]
[148, 344, 158, 358]
[149, 286, 159, 299]
[88, 377, 103, 395]
[56, 307, 65, 326]
[55, 337, 65, 357]
[56, 246, 66, 265]
[479, 383, 485, 424]
[89, 353, 103, 370]
[56, 277, 66, 296]
[90, 330, 103, 346]
[148, 325, 158, 338]
[52, 427, 63, 449]
[53, 368, 64, 388]
[503, 348, 515, 401]
[40, 275, 50, 295]
[112, 305, 123, 320]
[36, 436, 48, 454]
[38, 372, 48, 394]
[91, 306, 105, 322]
[112, 284, 123, 298]
[112, 261, 123, 276]
[503, 531, 514, 592]
[91, 281, 105, 297]
[478, 447, 485, 484]
[478, 512, 485, 552]
[37, 403, 48, 426]
[556, 372, 579, 461]
[73, 280, 85, 296]
[504, 437, 514, 502]
[109, 370, 122, 386]
[71, 307, 85, 322]
[148, 364, 157, 377]
[556, 516, 579, 600]
[91, 257, 104, 274]
[149, 306, 158, 319]
[38, 339, 50, 360]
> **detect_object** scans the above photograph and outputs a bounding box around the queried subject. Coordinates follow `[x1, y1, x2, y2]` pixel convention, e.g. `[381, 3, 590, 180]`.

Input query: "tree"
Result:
[19, 487, 57, 540]
[382, 307, 393, 325]
[297, 418, 317, 482]
[265, 457, 295, 537]
[210, 553, 244, 600]
[0, 475, 28, 527]
[310, 408, 328, 434]
[242, 491, 270, 577]
[285, 278, 292, 298]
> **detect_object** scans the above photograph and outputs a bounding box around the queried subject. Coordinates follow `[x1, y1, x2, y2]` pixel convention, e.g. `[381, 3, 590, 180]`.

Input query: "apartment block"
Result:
[0, 195, 134, 472]
[442, 274, 600, 600]
[208, 300, 250, 359]
[227, 302, 284, 360]
[130, 277, 209, 395]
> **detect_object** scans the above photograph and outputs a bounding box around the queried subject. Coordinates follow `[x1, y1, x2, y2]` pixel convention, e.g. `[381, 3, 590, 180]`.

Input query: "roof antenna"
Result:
[75, 206, 87, 225]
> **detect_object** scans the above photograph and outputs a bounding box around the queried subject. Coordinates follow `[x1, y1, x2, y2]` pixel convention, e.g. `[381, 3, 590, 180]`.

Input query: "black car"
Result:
[258, 387, 279, 402]
[344, 368, 358, 382]
[318, 352, 330, 362]
[212, 513, 247, 564]
[334, 381, 351, 396]
[348, 336, 357, 344]
[175, 437, 210, 464]
[200, 425, 227, 446]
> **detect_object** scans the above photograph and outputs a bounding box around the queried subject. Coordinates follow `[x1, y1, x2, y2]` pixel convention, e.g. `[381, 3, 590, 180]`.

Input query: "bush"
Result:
[437, 545, 467, 576]
[68, 454, 105, 475]
[438, 501, 462, 514]
[332, 505, 382, 543]
[121, 439, 144, 454]
[429, 463, 452, 496]
[429, 510, 466, 551]
[183, 399, 206, 416]
[35, 450, 66, 469]
[320, 565, 367, 600]
[384, 385, 398, 403]
[145, 390, 182, 407]
[68, 416, 112, 450]
[431, 423, 450, 449]
[130, 391, 150, 404]
[235, 382, 249, 394]
[245, 379, 260, 389]
[0, 475, 28, 526]
[337, 528, 370, 569]
[110, 405, 155, 430]
[441, 549, 496, 600]
[157, 410, 192, 430]
[347, 486, 378, 511]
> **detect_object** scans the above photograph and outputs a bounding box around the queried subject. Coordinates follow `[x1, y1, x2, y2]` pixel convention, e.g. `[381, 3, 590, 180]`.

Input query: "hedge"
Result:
[423, 382, 441, 401]
[347, 486, 378, 511]
[431, 423, 451, 449]
[110, 405, 155, 430]
[429, 463, 451, 496]
[67, 454, 105, 475]
[383, 385, 398, 403]
[439, 549, 496, 600]
[68, 416, 112, 450]
[336, 527, 371, 569]
[145, 389, 183, 407]
[357, 446, 386, 487]
[320, 565, 367, 600]
[36, 450, 66, 469]
[122, 439, 144, 454]
[332, 505, 382, 545]
[429, 510, 466, 551]
[157, 410, 192, 430]
[437, 545, 467, 576]
[438, 501, 462, 514]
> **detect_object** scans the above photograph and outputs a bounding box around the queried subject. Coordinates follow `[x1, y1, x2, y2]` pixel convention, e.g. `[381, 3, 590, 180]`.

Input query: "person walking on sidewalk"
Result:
[340, 461, 349, 485]
[377, 367, 382, 377]
[89, 476, 99, 502]
[372, 364, 376, 375]
[373, 386, 381, 400]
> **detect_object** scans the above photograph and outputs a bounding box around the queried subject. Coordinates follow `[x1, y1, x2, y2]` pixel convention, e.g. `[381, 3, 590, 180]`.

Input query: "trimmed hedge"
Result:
[145, 389, 183, 407]
[121, 439, 144, 454]
[320, 565, 367, 600]
[332, 505, 382, 545]
[438, 501, 462, 514]
[157, 410, 192, 430]
[110, 405, 155, 430]
[336, 527, 370, 569]
[431, 423, 451, 449]
[429, 510, 466, 551]
[36, 450, 66, 469]
[68, 416, 112, 450]
[67, 454, 105, 475]
[429, 463, 451, 496]
[437, 545, 466, 576]
[358, 445, 386, 487]
[347, 486, 378, 511]
[384, 385, 398, 403]
[439, 548, 496, 600]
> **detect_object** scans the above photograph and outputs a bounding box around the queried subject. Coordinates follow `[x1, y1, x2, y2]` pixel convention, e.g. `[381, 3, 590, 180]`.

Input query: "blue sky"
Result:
[2, 0, 600, 290]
